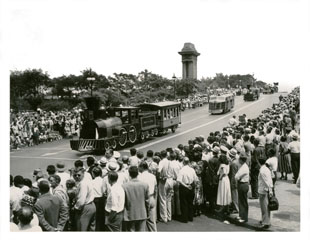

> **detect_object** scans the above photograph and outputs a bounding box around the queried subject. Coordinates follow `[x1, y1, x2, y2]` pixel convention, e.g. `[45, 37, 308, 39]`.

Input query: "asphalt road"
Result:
[10, 93, 283, 232]
[10, 94, 281, 180]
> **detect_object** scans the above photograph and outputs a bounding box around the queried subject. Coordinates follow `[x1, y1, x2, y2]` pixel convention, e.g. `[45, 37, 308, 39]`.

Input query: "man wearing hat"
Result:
[102, 161, 121, 197]
[99, 157, 108, 177]
[228, 149, 240, 213]
[220, 145, 229, 158]
[288, 134, 300, 184]
[56, 162, 70, 189]
[203, 146, 220, 213]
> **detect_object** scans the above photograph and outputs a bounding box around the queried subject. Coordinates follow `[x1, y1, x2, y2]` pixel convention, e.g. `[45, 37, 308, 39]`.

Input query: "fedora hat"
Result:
[212, 146, 220, 154]
[229, 149, 237, 158]
[99, 157, 108, 165]
[113, 151, 121, 159]
[220, 145, 229, 153]
[56, 162, 66, 172]
[106, 161, 120, 172]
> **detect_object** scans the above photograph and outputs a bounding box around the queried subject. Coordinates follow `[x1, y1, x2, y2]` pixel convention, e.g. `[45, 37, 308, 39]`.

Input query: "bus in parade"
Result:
[208, 93, 235, 114]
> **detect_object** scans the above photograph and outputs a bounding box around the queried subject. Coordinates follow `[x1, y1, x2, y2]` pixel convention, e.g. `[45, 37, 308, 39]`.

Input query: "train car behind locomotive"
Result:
[70, 98, 181, 152]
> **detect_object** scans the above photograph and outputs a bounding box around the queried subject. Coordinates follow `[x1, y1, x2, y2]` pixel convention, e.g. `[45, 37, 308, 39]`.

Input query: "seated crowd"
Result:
[10, 88, 300, 232]
[10, 109, 81, 150]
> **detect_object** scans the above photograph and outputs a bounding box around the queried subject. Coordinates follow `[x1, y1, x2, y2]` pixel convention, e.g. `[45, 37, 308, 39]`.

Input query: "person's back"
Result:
[34, 180, 68, 231]
[208, 155, 220, 185]
[123, 179, 149, 221]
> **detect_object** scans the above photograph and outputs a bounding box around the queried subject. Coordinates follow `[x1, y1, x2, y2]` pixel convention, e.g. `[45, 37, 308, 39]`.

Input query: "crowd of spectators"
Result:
[10, 87, 300, 232]
[10, 109, 81, 150]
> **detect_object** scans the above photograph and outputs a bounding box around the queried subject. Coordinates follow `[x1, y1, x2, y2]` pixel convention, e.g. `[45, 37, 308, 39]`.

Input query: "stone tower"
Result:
[178, 43, 200, 80]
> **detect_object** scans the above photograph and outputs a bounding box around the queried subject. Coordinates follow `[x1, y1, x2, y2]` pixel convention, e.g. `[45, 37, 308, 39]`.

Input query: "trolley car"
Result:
[244, 87, 260, 101]
[209, 94, 235, 114]
[70, 97, 181, 152]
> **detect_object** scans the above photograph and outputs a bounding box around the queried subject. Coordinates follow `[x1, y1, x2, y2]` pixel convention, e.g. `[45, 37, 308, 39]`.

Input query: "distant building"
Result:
[178, 43, 200, 80]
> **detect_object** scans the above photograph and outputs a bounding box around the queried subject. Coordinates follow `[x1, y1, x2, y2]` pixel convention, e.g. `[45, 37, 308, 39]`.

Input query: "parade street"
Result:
[10, 93, 300, 232]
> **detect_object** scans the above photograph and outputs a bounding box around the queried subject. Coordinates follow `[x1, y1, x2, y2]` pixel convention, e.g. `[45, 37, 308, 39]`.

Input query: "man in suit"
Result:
[250, 138, 266, 199]
[228, 149, 240, 213]
[122, 166, 150, 232]
[206, 146, 220, 213]
[34, 180, 68, 231]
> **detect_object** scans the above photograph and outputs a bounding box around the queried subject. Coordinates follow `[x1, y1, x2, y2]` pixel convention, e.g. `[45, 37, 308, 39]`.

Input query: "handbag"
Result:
[268, 189, 279, 211]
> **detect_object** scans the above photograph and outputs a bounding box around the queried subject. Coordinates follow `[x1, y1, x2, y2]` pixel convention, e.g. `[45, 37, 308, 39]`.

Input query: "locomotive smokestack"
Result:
[84, 97, 100, 111]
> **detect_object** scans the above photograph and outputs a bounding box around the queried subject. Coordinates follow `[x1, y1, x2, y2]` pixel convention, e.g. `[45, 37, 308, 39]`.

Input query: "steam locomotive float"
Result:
[70, 97, 181, 152]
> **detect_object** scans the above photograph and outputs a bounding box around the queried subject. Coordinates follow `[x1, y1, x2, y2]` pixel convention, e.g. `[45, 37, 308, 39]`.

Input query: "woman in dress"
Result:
[216, 155, 232, 223]
[190, 160, 204, 217]
[278, 135, 292, 180]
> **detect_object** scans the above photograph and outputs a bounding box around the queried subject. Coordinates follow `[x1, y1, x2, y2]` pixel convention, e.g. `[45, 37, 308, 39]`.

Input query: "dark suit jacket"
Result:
[206, 156, 220, 186]
[229, 159, 240, 190]
[122, 179, 149, 221]
[34, 193, 68, 231]
[252, 146, 265, 171]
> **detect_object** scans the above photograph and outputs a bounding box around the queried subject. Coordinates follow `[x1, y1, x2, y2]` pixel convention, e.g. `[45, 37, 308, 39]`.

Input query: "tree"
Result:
[176, 78, 198, 98]
[10, 69, 50, 110]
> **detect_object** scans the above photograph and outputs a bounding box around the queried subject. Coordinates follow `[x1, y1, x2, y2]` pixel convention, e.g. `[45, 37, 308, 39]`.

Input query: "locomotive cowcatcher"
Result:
[70, 97, 181, 152]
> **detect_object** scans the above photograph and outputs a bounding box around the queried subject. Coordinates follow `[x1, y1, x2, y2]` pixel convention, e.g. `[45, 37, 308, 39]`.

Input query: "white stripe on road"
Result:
[41, 149, 70, 157]
[135, 97, 265, 150]
[11, 155, 77, 161]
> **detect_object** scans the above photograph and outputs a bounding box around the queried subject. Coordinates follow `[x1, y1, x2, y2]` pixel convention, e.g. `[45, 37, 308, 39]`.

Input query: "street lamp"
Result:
[172, 73, 177, 100]
[87, 77, 95, 96]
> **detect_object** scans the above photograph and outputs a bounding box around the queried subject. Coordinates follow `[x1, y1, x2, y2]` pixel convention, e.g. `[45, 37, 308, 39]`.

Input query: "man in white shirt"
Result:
[73, 167, 96, 231]
[129, 148, 140, 166]
[228, 116, 238, 127]
[10, 175, 24, 222]
[177, 157, 198, 223]
[235, 152, 249, 223]
[266, 148, 278, 185]
[105, 172, 125, 232]
[288, 134, 300, 183]
[157, 150, 174, 223]
[73, 160, 92, 181]
[91, 167, 105, 231]
[258, 157, 273, 229]
[12, 207, 42, 232]
[138, 161, 157, 232]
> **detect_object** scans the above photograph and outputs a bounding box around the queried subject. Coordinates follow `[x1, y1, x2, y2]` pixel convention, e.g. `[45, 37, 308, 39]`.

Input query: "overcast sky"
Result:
[4, 0, 310, 92]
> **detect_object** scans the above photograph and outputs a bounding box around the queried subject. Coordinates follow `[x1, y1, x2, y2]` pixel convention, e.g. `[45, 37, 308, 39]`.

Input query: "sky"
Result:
[3, 0, 309, 92]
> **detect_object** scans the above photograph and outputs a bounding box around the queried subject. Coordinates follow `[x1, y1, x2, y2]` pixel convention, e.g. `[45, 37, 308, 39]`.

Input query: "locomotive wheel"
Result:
[104, 141, 110, 151]
[140, 132, 145, 142]
[111, 139, 117, 150]
[150, 129, 154, 137]
[154, 128, 158, 136]
[171, 125, 177, 133]
[128, 126, 137, 143]
[118, 128, 127, 147]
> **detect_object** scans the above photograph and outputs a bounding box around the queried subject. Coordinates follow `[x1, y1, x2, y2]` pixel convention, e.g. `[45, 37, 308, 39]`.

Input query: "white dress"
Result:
[216, 164, 232, 206]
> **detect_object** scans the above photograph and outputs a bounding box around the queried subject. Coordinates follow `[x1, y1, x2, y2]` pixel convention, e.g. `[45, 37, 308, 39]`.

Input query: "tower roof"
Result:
[178, 42, 200, 56]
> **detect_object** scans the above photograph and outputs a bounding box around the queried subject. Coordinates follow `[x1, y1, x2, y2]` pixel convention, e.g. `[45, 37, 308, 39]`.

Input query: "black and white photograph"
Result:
[1, 0, 309, 238]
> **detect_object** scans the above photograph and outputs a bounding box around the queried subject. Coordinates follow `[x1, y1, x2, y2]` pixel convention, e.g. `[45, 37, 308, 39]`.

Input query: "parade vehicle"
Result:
[70, 97, 181, 152]
[208, 93, 235, 114]
[244, 87, 260, 101]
